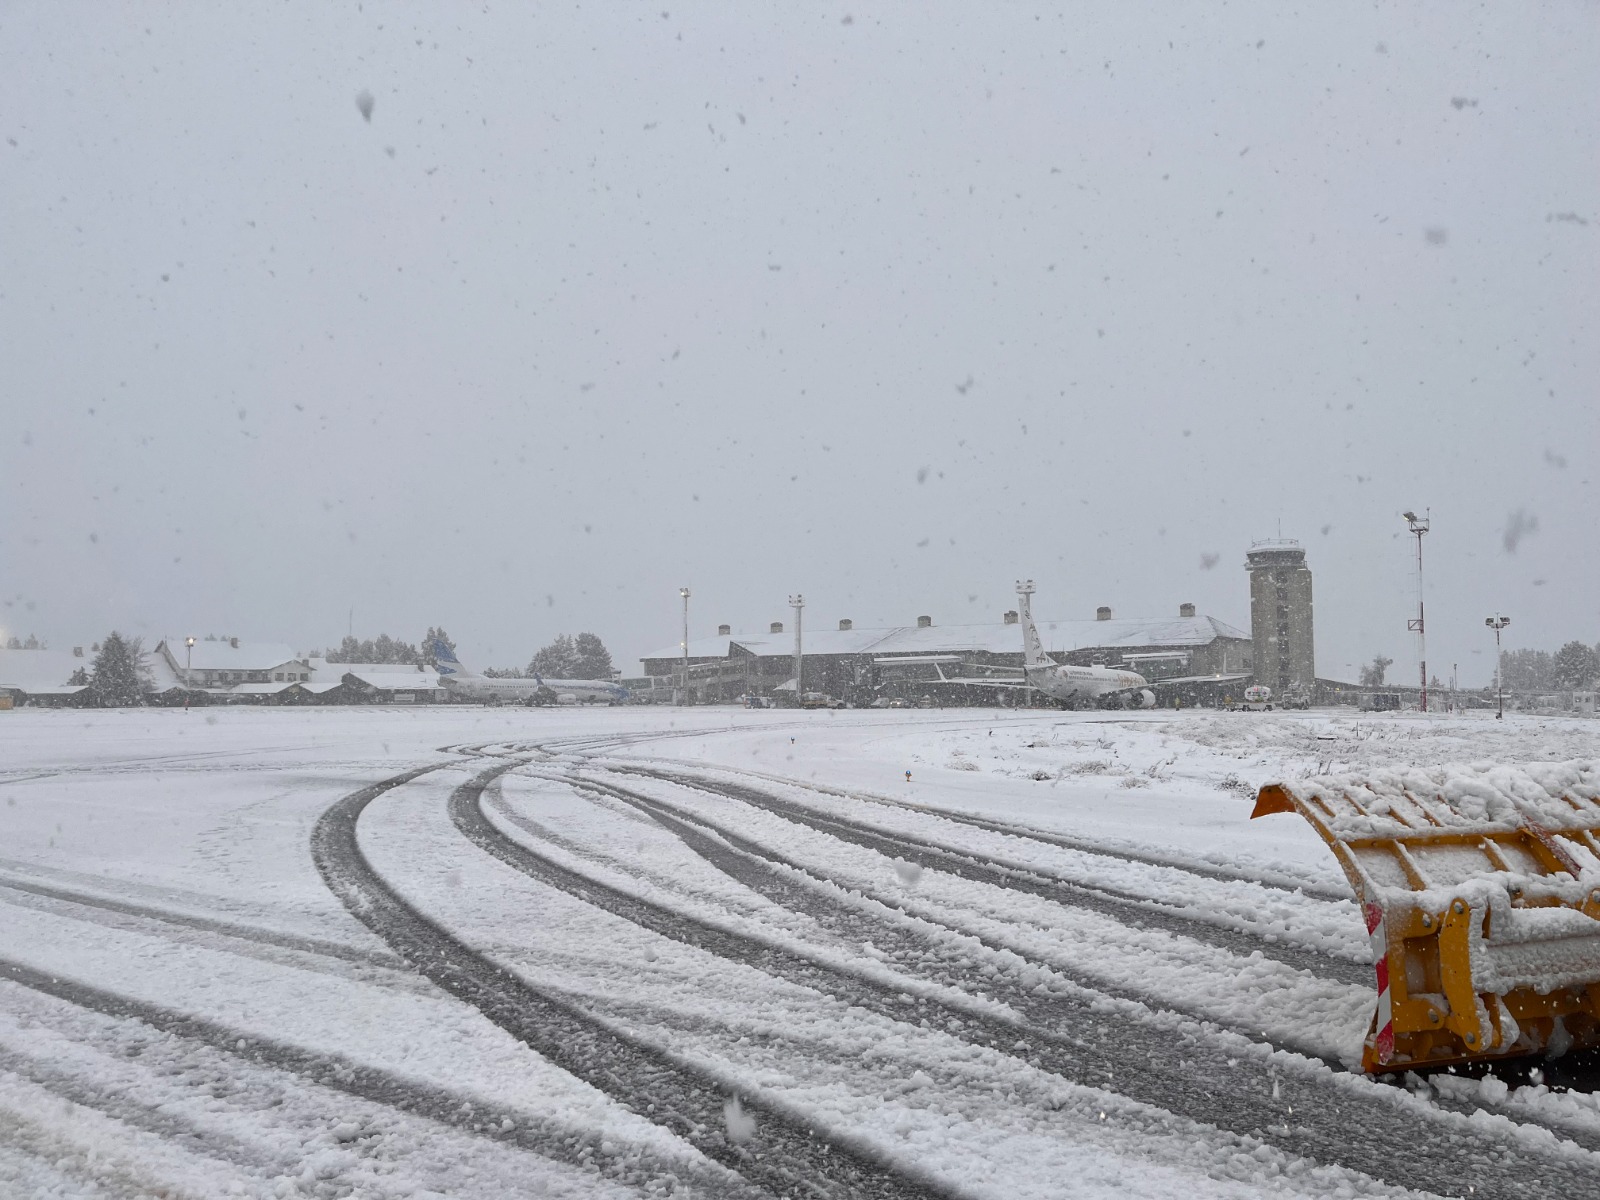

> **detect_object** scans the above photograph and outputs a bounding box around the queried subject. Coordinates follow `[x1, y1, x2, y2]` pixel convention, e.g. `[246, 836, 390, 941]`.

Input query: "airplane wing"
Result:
[926, 663, 1032, 690]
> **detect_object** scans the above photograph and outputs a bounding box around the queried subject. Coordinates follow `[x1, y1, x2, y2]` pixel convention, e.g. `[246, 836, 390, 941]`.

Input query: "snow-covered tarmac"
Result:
[2, 704, 1597, 1198]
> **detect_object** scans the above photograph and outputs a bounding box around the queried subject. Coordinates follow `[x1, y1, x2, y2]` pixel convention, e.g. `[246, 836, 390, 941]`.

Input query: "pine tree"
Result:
[528, 634, 579, 678]
[1553, 641, 1599, 690]
[88, 632, 148, 706]
[571, 633, 614, 680]
[1500, 649, 1555, 692]
[67, 667, 89, 687]
[420, 627, 457, 666]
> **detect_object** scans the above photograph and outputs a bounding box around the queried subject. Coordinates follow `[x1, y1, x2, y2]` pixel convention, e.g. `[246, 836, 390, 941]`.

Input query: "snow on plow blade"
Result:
[1252, 763, 1600, 1074]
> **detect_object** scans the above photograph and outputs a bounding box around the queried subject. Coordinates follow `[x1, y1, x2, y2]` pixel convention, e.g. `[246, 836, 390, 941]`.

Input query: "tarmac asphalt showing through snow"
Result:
[618, 766, 1368, 987]
[314, 756, 969, 1200]
[493, 739, 1600, 1198]
[0, 954, 746, 1198]
[10, 725, 1600, 1198]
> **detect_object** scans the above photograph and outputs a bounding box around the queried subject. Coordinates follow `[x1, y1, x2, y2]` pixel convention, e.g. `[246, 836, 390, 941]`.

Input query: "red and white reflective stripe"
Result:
[1365, 901, 1394, 1064]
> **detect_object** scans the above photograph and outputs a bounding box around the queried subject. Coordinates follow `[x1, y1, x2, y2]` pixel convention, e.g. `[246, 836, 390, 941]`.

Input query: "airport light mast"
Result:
[1403, 511, 1430, 712]
[1486, 614, 1510, 719]
[789, 594, 804, 697]
[679, 587, 690, 705]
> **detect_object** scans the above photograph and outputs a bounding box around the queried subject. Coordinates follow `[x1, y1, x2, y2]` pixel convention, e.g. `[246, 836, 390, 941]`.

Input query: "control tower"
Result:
[1245, 540, 1315, 695]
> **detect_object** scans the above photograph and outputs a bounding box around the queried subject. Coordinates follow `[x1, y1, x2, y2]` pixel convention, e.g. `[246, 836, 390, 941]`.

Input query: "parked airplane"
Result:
[429, 641, 629, 706]
[1013, 580, 1154, 707]
[921, 581, 1155, 708]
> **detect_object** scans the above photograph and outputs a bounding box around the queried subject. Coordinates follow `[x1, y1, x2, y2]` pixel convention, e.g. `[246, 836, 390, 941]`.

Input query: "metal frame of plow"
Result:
[1253, 764, 1600, 1074]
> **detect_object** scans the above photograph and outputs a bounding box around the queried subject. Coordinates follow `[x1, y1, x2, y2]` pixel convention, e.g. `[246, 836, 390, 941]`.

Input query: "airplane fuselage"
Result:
[1025, 662, 1150, 705]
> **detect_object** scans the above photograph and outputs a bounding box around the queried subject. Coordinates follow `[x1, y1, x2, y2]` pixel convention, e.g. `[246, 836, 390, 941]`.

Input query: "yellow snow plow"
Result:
[1253, 763, 1600, 1074]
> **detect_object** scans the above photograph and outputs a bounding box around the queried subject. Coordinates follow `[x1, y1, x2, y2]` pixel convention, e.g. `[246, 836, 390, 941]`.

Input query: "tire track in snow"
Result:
[0, 870, 406, 972]
[489, 766, 1600, 1190]
[615, 765, 1368, 987]
[537, 741, 1600, 1194]
[0, 960, 739, 1198]
[499, 768, 1354, 1058]
[629, 759, 1349, 902]
[0, 1040, 281, 1178]
[317, 757, 967, 1200]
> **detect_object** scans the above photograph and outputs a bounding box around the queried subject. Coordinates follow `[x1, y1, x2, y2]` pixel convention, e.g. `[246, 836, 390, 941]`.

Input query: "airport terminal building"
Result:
[637, 605, 1252, 705]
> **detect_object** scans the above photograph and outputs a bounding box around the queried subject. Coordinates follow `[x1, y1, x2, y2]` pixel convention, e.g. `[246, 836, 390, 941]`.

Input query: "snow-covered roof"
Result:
[309, 659, 428, 674]
[177, 640, 302, 671]
[342, 669, 442, 691]
[143, 651, 185, 692]
[0, 649, 89, 692]
[640, 614, 1248, 666]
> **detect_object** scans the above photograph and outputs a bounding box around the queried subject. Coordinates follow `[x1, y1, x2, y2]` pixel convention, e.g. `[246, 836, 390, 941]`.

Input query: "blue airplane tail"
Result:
[430, 639, 464, 676]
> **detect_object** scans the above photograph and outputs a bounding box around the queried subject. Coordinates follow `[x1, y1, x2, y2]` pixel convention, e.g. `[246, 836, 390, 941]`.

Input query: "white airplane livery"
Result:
[1014, 580, 1154, 707]
[430, 641, 629, 706]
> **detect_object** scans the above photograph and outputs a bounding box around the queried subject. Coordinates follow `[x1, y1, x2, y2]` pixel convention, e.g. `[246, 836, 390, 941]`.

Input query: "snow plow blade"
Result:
[1252, 763, 1600, 1074]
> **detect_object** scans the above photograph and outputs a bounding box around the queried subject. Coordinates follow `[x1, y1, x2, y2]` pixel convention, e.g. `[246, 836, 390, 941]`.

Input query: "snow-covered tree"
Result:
[67, 666, 89, 687]
[1553, 641, 1599, 690]
[1358, 655, 1393, 687]
[571, 632, 614, 680]
[328, 633, 419, 664]
[420, 626, 456, 666]
[528, 634, 579, 678]
[1500, 649, 1554, 693]
[88, 632, 148, 706]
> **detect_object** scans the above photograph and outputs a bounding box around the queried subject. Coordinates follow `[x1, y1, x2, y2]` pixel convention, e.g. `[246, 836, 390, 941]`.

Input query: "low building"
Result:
[0, 647, 92, 707]
[155, 638, 310, 692]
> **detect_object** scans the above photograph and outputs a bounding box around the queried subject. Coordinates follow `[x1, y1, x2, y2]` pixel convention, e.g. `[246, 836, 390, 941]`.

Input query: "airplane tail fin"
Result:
[1016, 580, 1053, 669]
[430, 639, 469, 677]
[1020, 610, 1053, 669]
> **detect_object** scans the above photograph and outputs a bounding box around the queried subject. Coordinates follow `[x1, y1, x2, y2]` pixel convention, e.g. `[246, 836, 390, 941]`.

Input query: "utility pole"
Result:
[1403, 511, 1430, 712]
[679, 587, 691, 705]
[1486, 615, 1510, 719]
[185, 636, 195, 688]
[789, 594, 805, 698]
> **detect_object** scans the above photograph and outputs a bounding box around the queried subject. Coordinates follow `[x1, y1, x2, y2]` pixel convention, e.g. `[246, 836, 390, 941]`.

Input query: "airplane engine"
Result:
[555, 693, 580, 705]
[1131, 689, 1156, 708]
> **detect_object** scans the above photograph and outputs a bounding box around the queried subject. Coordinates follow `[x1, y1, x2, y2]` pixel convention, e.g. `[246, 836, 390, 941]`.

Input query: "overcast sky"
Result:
[3, 3, 1595, 683]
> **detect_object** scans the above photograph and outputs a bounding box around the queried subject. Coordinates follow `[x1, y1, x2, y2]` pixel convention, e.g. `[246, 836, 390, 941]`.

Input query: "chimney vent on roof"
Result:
[838, 619, 853, 631]
[916, 615, 933, 628]
[770, 622, 784, 634]
[1179, 602, 1196, 618]
[72, 646, 84, 657]
[1096, 607, 1112, 622]
[718, 624, 731, 636]
[1003, 610, 1018, 625]
[230, 637, 240, 648]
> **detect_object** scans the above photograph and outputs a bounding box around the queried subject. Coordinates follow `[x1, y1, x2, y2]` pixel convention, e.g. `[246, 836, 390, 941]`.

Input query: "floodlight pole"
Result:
[1486, 615, 1510, 719]
[679, 588, 690, 705]
[185, 635, 195, 687]
[1404, 511, 1430, 712]
[789, 595, 805, 697]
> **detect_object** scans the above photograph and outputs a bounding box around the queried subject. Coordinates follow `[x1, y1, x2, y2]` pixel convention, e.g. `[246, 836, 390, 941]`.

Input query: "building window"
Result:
[274, 673, 283, 681]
